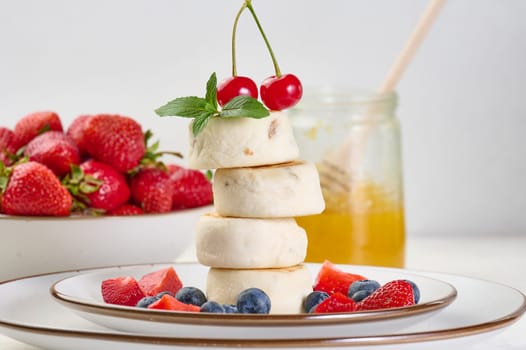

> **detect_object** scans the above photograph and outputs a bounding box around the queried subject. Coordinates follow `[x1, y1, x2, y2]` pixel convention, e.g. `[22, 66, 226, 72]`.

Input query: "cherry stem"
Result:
[245, 0, 282, 77]
[231, 2, 247, 77]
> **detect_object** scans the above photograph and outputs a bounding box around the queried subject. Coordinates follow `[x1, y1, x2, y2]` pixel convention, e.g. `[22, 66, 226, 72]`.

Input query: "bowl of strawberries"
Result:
[0, 111, 213, 281]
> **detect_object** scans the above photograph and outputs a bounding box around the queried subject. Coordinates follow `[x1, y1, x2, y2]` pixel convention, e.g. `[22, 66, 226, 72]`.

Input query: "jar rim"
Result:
[297, 86, 397, 108]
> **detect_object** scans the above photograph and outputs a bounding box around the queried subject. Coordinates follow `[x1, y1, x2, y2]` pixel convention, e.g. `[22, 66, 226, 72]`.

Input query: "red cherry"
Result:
[217, 76, 258, 106]
[260, 74, 303, 111]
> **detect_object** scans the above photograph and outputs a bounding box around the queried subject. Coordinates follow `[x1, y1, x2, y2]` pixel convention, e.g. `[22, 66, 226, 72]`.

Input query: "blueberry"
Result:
[200, 301, 225, 313]
[223, 304, 238, 314]
[348, 280, 381, 301]
[175, 286, 207, 306]
[350, 290, 371, 302]
[136, 296, 159, 308]
[156, 291, 174, 298]
[404, 280, 420, 304]
[236, 288, 271, 314]
[303, 291, 329, 313]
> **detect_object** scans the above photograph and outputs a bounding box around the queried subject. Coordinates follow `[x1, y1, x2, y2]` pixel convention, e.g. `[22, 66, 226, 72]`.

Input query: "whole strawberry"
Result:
[24, 131, 80, 177]
[0, 127, 20, 165]
[13, 111, 63, 147]
[66, 115, 92, 157]
[130, 167, 173, 213]
[82, 114, 145, 173]
[356, 280, 415, 311]
[0, 161, 72, 216]
[64, 160, 130, 212]
[167, 164, 213, 209]
[107, 203, 144, 216]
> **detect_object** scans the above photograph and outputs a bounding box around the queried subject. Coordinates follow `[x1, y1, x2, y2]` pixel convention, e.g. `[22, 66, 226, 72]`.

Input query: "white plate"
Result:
[0, 266, 524, 349]
[0, 206, 210, 282]
[50, 263, 456, 339]
[0, 266, 526, 350]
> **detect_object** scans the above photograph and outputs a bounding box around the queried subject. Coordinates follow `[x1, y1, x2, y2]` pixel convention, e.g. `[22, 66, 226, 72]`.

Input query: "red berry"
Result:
[313, 292, 357, 313]
[356, 280, 415, 311]
[148, 294, 200, 312]
[73, 160, 131, 212]
[0, 161, 72, 216]
[138, 267, 183, 297]
[167, 164, 213, 210]
[260, 73, 302, 111]
[217, 76, 258, 106]
[83, 114, 145, 173]
[24, 131, 80, 177]
[130, 167, 173, 213]
[107, 203, 144, 216]
[101, 276, 146, 307]
[13, 111, 63, 146]
[0, 127, 19, 165]
[66, 115, 93, 157]
[313, 260, 367, 295]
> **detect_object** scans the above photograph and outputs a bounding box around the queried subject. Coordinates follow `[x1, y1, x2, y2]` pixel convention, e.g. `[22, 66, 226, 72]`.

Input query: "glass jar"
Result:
[289, 88, 405, 267]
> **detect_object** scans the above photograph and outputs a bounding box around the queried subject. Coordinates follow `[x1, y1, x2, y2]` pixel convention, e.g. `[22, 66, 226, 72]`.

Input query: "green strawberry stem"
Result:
[0, 161, 12, 193]
[245, 0, 281, 77]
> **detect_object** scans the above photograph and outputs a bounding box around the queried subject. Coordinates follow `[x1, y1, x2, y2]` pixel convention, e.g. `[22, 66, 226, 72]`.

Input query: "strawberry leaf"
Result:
[0, 161, 11, 193]
[220, 95, 270, 119]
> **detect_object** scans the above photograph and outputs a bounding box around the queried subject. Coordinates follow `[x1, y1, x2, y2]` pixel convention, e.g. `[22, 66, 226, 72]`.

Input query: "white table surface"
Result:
[1, 234, 525, 349]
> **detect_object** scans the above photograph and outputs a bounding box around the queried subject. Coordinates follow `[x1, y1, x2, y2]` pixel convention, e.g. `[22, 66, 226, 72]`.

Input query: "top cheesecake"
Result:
[188, 111, 299, 169]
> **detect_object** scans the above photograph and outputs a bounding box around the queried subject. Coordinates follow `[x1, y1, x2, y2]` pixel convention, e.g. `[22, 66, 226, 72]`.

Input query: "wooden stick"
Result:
[379, 0, 446, 93]
[318, 0, 446, 191]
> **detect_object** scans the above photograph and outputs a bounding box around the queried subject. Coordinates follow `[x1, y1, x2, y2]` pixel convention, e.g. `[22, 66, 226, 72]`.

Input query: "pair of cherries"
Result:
[217, 73, 302, 111]
[217, 1, 302, 111]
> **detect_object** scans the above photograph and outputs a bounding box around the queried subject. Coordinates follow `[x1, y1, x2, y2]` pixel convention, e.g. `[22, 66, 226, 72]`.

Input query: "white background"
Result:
[0, 0, 524, 237]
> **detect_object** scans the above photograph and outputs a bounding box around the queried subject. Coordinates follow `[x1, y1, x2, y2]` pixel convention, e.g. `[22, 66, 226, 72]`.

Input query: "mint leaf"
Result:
[155, 72, 270, 136]
[155, 96, 210, 118]
[205, 72, 218, 111]
[191, 112, 215, 137]
[220, 95, 270, 119]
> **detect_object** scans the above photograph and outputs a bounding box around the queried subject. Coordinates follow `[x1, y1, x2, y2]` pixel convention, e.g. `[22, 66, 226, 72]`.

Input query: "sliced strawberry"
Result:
[101, 276, 146, 306]
[313, 292, 357, 313]
[24, 131, 80, 177]
[107, 203, 144, 216]
[167, 164, 213, 209]
[148, 294, 200, 312]
[138, 267, 183, 297]
[130, 167, 172, 213]
[0, 161, 72, 216]
[13, 111, 63, 146]
[313, 260, 367, 295]
[356, 280, 415, 311]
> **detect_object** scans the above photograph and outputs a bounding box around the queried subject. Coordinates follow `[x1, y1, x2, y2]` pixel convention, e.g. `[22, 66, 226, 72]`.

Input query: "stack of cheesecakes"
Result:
[190, 112, 325, 314]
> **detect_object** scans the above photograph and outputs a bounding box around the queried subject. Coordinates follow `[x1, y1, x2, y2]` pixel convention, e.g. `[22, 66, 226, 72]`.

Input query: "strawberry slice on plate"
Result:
[313, 292, 357, 313]
[313, 260, 367, 295]
[101, 276, 146, 307]
[138, 267, 183, 297]
[148, 294, 200, 312]
[356, 280, 415, 311]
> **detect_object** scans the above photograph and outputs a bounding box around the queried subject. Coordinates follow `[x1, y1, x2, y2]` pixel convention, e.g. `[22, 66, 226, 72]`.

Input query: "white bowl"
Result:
[0, 206, 211, 281]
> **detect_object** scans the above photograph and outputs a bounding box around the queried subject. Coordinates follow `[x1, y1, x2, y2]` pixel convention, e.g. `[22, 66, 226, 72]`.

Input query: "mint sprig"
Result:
[155, 72, 269, 136]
